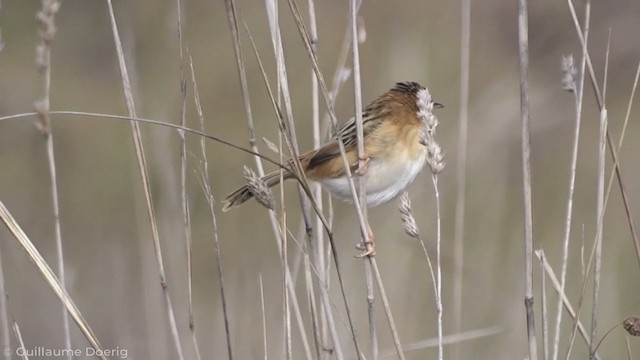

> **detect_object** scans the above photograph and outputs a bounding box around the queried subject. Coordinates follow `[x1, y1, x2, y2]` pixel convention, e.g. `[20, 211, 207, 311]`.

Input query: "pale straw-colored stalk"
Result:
[517, 1, 539, 358]
[553, 4, 589, 359]
[105, 2, 184, 357]
[34, 1, 71, 356]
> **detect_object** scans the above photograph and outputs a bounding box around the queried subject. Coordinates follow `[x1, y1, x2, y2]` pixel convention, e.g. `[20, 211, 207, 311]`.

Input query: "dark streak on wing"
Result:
[307, 107, 384, 170]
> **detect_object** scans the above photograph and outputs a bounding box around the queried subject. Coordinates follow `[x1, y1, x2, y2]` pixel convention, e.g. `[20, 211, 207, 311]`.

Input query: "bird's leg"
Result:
[355, 224, 376, 257]
[355, 155, 371, 176]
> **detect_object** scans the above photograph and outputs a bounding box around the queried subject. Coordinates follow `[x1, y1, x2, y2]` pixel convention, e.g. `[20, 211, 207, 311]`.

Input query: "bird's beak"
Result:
[433, 102, 444, 109]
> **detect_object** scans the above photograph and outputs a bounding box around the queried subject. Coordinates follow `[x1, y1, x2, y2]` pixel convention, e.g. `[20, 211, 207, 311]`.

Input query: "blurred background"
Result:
[0, 0, 639, 359]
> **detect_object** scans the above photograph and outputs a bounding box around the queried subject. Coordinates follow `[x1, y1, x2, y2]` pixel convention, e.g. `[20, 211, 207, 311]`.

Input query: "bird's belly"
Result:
[320, 151, 427, 207]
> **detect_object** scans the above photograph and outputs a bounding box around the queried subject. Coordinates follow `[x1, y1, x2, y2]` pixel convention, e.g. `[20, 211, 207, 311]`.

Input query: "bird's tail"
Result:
[222, 170, 295, 212]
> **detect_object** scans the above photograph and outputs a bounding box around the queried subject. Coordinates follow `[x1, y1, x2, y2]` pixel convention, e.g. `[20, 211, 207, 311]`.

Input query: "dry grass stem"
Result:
[243, 24, 341, 359]
[416, 85, 445, 360]
[398, 190, 440, 359]
[540, 252, 549, 360]
[305, 0, 333, 356]
[12, 320, 27, 360]
[176, 3, 203, 358]
[35, 1, 71, 355]
[565, 0, 640, 264]
[188, 53, 233, 360]
[398, 192, 437, 303]
[431, 174, 443, 360]
[553, 5, 589, 358]
[380, 326, 503, 357]
[0, 200, 106, 359]
[517, 1, 539, 359]
[534, 251, 601, 359]
[452, 0, 470, 354]
[589, 32, 611, 358]
[348, 0, 379, 358]
[105, 2, 184, 357]
[0, 256, 11, 360]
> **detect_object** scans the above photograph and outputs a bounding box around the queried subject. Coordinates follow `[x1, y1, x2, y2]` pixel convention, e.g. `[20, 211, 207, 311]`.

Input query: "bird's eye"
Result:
[433, 102, 444, 109]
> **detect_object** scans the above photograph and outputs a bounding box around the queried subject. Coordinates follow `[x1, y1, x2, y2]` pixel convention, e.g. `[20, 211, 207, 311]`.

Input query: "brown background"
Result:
[0, 0, 639, 359]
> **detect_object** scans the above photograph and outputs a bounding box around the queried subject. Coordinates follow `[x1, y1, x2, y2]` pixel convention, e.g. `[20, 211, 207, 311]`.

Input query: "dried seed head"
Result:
[561, 55, 577, 93]
[243, 166, 275, 211]
[426, 141, 445, 174]
[623, 316, 640, 336]
[416, 88, 438, 130]
[415, 86, 445, 173]
[399, 192, 420, 239]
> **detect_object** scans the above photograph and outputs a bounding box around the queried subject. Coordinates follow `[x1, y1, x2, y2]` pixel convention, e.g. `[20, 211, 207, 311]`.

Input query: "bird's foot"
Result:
[354, 231, 376, 257]
[355, 155, 371, 176]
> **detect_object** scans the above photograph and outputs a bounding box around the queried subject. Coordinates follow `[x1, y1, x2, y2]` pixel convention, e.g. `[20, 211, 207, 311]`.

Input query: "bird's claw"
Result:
[355, 155, 371, 176]
[354, 235, 376, 257]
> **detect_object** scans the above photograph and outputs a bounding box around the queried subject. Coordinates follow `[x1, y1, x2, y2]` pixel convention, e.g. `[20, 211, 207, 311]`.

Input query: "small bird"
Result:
[223, 81, 442, 255]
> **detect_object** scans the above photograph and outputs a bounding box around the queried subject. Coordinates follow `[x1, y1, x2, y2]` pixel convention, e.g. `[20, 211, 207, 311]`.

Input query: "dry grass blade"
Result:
[565, 0, 640, 267]
[243, 23, 338, 359]
[0, 200, 106, 360]
[0, 256, 11, 360]
[517, 1, 539, 359]
[541, 253, 549, 360]
[176, 4, 201, 355]
[105, 1, 184, 358]
[553, 6, 589, 360]
[188, 52, 234, 360]
[223, 2, 319, 358]
[534, 251, 601, 359]
[0, 111, 286, 170]
[259, 275, 268, 360]
[452, 1, 470, 356]
[589, 32, 611, 358]
[378, 326, 503, 358]
[34, 1, 71, 355]
[348, 1, 379, 359]
[12, 320, 27, 360]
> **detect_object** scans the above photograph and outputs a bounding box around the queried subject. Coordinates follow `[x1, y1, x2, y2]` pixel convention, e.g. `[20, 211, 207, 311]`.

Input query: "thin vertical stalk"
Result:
[0, 252, 10, 360]
[589, 32, 611, 359]
[517, 0, 538, 359]
[260, 275, 269, 360]
[452, 1, 470, 357]
[35, 1, 71, 356]
[349, 1, 378, 360]
[105, 1, 184, 358]
[590, 107, 608, 360]
[176, 1, 203, 359]
[565, 0, 640, 266]
[187, 54, 234, 359]
[305, 1, 331, 357]
[223, 2, 318, 358]
[541, 252, 549, 360]
[432, 175, 444, 360]
[553, 5, 590, 360]
[535, 251, 599, 358]
[0, 201, 106, 359]
[12, 320, 27, 360]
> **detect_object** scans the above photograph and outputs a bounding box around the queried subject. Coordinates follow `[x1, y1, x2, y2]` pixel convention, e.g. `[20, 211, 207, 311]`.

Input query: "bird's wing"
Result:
[307, 109, 383, 171]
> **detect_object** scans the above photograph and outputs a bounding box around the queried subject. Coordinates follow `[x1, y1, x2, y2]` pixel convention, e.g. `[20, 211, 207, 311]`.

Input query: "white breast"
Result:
[320, 148, 427, 207]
